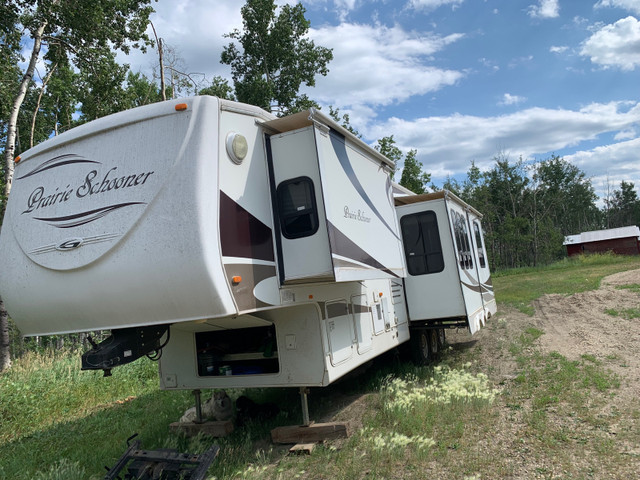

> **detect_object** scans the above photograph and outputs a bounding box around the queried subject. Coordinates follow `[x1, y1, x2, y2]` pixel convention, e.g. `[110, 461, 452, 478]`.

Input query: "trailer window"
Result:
[276, 177, 319, 239]
[473, 221, 487, 268]
[451, 210, 473, 270]
[400, 211, 444, 275]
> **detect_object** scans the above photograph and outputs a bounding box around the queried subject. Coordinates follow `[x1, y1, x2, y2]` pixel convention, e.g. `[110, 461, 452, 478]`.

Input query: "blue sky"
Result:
[123, 0, 640, 203]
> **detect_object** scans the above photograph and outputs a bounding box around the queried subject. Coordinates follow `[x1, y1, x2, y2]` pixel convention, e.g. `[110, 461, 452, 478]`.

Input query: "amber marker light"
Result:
[232, 276, 242, 285]
[14, 156, 21, 164]
[175, 103, 188, 111]
[379, 292, 384, 297]
[308, 294, 314, 299]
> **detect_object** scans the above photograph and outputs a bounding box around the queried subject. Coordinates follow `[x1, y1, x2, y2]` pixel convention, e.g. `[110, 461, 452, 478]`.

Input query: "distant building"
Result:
[563, 226, 640, 257]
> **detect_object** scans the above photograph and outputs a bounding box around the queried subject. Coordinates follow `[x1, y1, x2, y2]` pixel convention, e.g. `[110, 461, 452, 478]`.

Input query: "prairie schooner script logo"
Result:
[19, 154, 154, 228]
[344, 206, 372, 223]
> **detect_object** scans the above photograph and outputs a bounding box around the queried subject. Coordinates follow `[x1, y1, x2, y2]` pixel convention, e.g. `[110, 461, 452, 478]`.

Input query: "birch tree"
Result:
[0, 0, 154, 372]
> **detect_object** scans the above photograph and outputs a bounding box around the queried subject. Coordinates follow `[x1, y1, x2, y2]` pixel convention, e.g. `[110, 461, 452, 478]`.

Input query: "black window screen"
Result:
[401, 211, 444, 275]
[276, 177, 319, 239]
[451, 209, 473, 270]
[473, 221, 487, 268]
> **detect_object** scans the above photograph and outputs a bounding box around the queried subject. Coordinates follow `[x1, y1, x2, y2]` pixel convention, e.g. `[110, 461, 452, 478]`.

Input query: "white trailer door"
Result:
[447, 202, 484, 334]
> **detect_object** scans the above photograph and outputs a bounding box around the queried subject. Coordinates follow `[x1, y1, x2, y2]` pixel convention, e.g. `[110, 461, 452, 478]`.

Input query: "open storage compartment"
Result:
[195, 325, 279, 376]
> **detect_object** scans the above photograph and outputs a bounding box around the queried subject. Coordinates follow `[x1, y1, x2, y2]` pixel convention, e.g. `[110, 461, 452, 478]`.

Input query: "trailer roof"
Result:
[394, 190, 483, 218]
[261, 109, 396, 170]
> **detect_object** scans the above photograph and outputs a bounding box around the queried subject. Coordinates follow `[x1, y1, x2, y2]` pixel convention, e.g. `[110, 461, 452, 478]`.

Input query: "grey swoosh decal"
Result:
[33, 202, 145, 228]
[17, 154, 101, 179]
[328, 221, 400, 278]
[329, 131, 400, 240]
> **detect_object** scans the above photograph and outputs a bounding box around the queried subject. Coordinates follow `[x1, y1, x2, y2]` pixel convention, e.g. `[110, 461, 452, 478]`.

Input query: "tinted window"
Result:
[276, 177, 319, 239]
[451, 209, 473, 270]
[401, 211, 444, 275]
[473, 221, 487, 268]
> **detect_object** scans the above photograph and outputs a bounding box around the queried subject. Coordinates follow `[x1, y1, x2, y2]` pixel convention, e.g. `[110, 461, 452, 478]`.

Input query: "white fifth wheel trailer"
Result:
[0, 96, 495, 396]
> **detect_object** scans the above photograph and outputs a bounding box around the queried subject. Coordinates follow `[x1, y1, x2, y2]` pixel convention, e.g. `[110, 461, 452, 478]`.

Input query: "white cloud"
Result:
[550, 45, 569, 53]
[527, 0, 560, 19]
[118, 0, 242, 81]
[365, 101, 640, 179]
[408, 0, 465, 11]
[595, 0, 640, 16]
[306, 23, 465, 109]
[580, 16, 640, 70]
[499, 93, 527, 106]
[614, 127, 638, 140]
[566, 137, 640, 194]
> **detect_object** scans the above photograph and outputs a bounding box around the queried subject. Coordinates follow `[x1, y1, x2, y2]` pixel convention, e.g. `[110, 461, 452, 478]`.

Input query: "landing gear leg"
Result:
[193, 389, 204, 424]
[300, 387, 311, 426]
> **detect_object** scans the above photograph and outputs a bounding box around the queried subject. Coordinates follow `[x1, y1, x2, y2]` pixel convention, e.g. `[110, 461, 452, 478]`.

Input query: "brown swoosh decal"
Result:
[220, 191, 275, 262]
[225, 263, 277, 312]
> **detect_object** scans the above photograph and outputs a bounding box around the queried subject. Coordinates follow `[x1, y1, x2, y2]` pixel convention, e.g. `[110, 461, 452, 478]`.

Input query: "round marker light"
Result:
[226, 132, 248, 164]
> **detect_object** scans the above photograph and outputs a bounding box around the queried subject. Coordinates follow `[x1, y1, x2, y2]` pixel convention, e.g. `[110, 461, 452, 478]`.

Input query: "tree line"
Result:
[440, 156, 640, 270]
[1, 0, 639, 368]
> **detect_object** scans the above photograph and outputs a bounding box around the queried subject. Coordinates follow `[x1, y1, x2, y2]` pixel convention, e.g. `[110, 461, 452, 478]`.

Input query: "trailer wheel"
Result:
[438, 328, 446, 349]
[429, 329, 440, 362]
[410, 329, 431, 365]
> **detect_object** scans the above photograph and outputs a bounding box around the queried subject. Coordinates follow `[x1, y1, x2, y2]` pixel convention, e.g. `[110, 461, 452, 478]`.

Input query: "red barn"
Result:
[564, 226, 640, 257]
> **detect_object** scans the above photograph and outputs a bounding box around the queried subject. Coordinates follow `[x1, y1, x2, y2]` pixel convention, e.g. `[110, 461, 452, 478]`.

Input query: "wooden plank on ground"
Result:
[271, 422, 348, 444]
[289, 443, 316, 455]
[169, 420, 234, 437]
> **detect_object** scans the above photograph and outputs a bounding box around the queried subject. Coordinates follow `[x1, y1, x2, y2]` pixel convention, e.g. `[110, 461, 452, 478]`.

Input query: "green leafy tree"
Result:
[328, 105, 361, 137]
[606, 181, 640, 228]
[374, 135, 430, 192]
[221, 0, 333, 115]
[375, 135, 402, 162]
[399, 149, 431, 194]
[199, 77, 235, 100]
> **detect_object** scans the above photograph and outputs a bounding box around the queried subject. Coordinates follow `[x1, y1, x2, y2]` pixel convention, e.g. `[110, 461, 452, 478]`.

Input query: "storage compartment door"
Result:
[325, 300, 354, 366]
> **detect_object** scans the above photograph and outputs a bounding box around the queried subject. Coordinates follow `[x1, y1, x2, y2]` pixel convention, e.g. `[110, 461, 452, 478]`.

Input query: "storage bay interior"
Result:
[195, 325, 279, 376]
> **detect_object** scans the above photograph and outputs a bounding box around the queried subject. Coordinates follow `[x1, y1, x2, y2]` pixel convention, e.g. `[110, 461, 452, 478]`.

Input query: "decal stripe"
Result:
[17, 154, 101, 179]
[33, 202, 145, 228]
[326, 301, 349, 319]
[220, 191, 275, 262]
[327, 221, 400, 278]
[329, 130, 400, 240]
[224, 263, 277, 311]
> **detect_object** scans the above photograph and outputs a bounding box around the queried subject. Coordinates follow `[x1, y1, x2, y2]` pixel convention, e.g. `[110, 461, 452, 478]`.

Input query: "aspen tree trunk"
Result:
[0, 21, 48, 372]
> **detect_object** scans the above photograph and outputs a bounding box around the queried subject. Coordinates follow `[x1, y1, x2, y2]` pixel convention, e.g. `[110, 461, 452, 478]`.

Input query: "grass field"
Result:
[1, 253, 639, 479]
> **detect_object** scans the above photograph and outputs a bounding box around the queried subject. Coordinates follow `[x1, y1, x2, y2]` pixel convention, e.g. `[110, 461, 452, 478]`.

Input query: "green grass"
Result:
[605, 307, 640, 319]
[493, 253, 640, 314]
[616, 283, 640, 293]
[2, 252, 640, 479]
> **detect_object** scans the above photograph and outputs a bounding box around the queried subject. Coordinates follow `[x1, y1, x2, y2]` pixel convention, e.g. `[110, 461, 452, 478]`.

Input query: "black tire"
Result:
[428, 329, 439, 362]
[410, 329, 432, 366]
[437, 328, 446, 349]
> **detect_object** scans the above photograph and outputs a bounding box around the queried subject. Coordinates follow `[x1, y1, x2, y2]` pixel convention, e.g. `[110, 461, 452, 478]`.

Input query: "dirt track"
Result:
[447, 268, 640, 478]
[466, 269, 640, 407]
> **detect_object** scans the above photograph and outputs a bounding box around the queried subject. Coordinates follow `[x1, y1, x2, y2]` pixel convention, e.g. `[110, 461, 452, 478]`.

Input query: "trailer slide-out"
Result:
[0, 96, 496, 391]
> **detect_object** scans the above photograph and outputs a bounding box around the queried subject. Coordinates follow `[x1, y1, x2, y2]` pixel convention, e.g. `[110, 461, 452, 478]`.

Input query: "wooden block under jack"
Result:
[289, 443, 316, 455]
[169, 420, 234, 437]
[271, 422, 348, 444]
